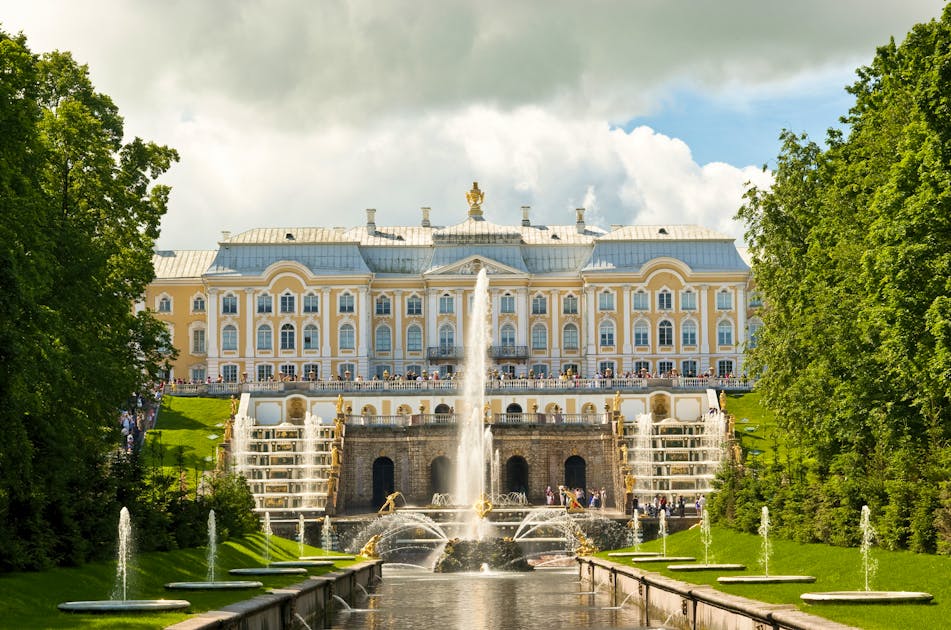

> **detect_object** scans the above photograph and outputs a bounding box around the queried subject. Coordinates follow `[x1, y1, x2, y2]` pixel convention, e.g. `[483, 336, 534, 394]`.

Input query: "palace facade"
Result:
[145, 184, 759, 385]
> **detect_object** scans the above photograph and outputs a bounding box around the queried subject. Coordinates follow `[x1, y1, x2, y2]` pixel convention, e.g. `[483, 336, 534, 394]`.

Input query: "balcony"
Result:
[427, 345, 464, 360]
[490, 345, 529, 360]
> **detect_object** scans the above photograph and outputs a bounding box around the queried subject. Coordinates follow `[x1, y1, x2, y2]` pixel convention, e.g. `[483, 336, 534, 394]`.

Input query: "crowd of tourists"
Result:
[117, 386, 162, 454]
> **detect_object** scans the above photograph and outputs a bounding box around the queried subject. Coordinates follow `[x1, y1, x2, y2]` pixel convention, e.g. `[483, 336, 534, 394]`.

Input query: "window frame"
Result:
[257, 293, 273, 314]
[280, 323, 295, 350]
[339, 293, 355, 314]
[256, 324, 273, 351]
[339, 323, 355, 350]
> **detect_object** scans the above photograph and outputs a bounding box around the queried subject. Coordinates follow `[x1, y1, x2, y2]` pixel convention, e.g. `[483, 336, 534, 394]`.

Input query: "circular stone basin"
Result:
[632, 556, 696, 563]
[58, 600, 191, 614]
[300, 555, 355, 561]
[719, 575, 816, 584]
[607, 552, 661, 558]
[801, 591, 933, 604]
[668, 563, 746, 571]
[269, 560, 336, 568]
[229, 567, 308, 576]
[165, 581, 263, 590]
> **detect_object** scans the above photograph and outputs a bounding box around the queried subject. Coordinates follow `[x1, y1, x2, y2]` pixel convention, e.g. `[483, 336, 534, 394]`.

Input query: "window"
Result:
[634, 321, 649, 346]
[280, 364, 296, 379]
[500, 324, 516, 347]
[682, 321, 697, 346]
[500, 294, 515, 314]
[531, 294, 547, 315]
[531, 324, 547, 350]
[257, 364, 273, 381]
[657, 290, 672, 311]
[256, 324, 273, 350]
[222, 294, 238, 314]
[439, 294, 454, 314]
[407, 325, 422, 352]
[192, 296, 206, 312]
[375, 325, 391, 352]
[191, 366, 206, 382]
[717, 320, 733, 346]
[681, 360, 698, 377]
[375, 296, 391, 316]
[257, 294, 272, 314]
[658, 320, 673, 346]
[599, 361, 616, 377]
[222, 365, 238, 383]
[192, 329, 206, 354]
[598, 290, 615, 311]
[280, 323, 295, 350]
[599, 321, 615, 347]
[303, 324, 319, 350]
[339, 293, 354, 313]
[158, 296, 171, 313]
[280, 293, 295, 314]
[407, 295, 422, 316]
[374, 365, 392, 379]
[563, 294, 578, 314]
[562, 363, 579, 377]
[339, 363, 355, 380]
[681, 290, 696, 311]
[748, 320, 763, 348]
[339, 324, 355, 350]
[634, 361, 650, 374]
[303, 364, 319, 380]
[438, 324, 454, 349]
[303, 293, 319, 313]
[531, 364, 548, 378]
[717, 289, 733, 310]
[563, 323, 579, 350]
[717, 360, 734, 377]
[658, 360, 674, 375]
[222, 325, 238, 351]
[405, 365, 423, 378]
[749, 292, 763, 308]
[632, 290, 649, 311]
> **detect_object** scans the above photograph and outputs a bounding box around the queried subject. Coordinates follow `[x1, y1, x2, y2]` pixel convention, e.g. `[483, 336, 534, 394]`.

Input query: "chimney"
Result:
[421, 206, 431, 228]
[521, 205, 531, 227]
[221, 230, 231, 241]
[366, 208, 377, 236]
[576, 208, 586, 234]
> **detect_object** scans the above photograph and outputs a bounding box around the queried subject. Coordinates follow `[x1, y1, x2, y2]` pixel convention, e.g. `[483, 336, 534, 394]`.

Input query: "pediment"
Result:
[425, 255, 526, 277]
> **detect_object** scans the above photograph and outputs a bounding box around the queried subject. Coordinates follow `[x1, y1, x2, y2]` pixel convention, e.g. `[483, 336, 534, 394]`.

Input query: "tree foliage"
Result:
[0, 29, 179, 570]
[726, 9, 951, 552]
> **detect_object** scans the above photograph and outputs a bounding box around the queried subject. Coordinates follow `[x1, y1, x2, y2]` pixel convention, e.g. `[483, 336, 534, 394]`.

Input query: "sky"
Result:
[0, 1, 945, 250]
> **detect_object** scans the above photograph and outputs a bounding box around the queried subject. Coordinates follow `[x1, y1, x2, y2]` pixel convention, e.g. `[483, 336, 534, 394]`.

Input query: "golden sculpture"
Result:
[333, 416, 345, 441]
[619, 443, 628, 462]
[465, 181, 485, 210]
[616, 412, 625, 437]
[223, 415, 234, 442]
[573, 527, 599, 556]
[330, 445, 341, 469]
[229, 394, 238, 416]
[719, 390, 727, 411]
[474, 494, 494, 519]
[624, 474, 636, 494]
[359, 534, 382, 558]
[484, 402, 491, 419]
[613, 391, 622, 413]
[378, 491, 404, 515]
[565, 493, 585, 512]
[336, 394, 344, 416]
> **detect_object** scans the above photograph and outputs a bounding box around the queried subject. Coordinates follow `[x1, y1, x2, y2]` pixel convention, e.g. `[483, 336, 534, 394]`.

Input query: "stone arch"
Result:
[505, 455, 529, 495]
[564, 455, 586, 492]
[372, 457, 395, 510]
[434, 403, 451, 414]
[505, 402, 523, 414]
[360, 404, 377, 417]
[430, 456, 452, 496]
[396, 404, 413, 416]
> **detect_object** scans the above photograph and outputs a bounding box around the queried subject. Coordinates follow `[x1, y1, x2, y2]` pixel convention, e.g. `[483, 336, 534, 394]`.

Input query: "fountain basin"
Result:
[668, 563, 746, 571]
[607, 552, 661, 558]
[631, 556, 696, 563]
[801, 591, 933, 604]
[269, 560, 336, 568]
[58, 599, 191, 613]
[300, 555, 355, 561]
[229, 567, 308, 576]
[719, 575, 816, 584]
[165, 581, 263, 590]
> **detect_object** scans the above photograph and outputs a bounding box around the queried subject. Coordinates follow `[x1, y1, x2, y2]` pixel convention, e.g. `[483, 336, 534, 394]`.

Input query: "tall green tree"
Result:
[0, 29, 178, 570]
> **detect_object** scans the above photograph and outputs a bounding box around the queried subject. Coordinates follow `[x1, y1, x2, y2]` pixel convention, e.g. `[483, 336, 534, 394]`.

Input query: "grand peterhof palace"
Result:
[146, 184, 755, 517]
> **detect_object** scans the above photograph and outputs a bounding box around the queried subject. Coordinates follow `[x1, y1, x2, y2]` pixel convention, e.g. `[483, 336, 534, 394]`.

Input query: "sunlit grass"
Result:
[144, 397, 230, 482]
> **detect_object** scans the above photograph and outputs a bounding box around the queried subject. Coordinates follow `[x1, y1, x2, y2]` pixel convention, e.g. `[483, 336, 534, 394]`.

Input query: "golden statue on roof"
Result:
[466, 181, 485, 217]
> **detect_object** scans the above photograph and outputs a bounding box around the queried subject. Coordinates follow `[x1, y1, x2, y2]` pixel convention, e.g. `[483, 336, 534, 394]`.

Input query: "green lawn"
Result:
[598, 525, 948, 629]
[725, 391, 786, 464]
[145, 397, 231, 480]
[1, 534, 363, 629]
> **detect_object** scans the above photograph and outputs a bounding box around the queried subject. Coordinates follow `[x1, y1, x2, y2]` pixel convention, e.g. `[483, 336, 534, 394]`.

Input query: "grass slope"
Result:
[599, 525, 948, 629]
[1, 534, 362, 629]
[145, 397, 231, 482]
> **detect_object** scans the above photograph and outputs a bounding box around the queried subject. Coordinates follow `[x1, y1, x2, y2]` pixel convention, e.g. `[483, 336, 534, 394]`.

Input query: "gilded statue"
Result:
[573, 527, 599, 556]
[333, 416, 345, 441]
[624, 474, 636, 494]
[335, 394, 344, 416]
[616, 411, 625, 437]
[378, 491, 404, 515]
[619, 443, 628, 462]
[719, 390, 727, 411]
[359, 534, 382, 558]
[465, 181, 484, 209]
[229, 394, 238, 416]
[474, 494, 494, 519]
[331, 445, 341, 469]
[613, 391, 622, 414]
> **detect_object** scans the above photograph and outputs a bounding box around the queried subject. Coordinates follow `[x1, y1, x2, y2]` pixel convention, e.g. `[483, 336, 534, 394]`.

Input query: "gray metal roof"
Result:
[583, 241, 749, 273]
[427, 245, 529, 274]
[152, 250, 217, 279]
[206, 244, 371, 276]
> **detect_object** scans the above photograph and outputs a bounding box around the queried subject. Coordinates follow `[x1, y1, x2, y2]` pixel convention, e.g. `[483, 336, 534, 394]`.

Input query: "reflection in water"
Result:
[329, 567, 661, 629]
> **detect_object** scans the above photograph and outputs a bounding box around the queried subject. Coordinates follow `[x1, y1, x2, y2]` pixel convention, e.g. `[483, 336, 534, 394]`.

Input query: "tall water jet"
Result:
[303, 412, 318, 507]
[298, 513, 306, 559]
[759, 506, 771, 577]
[206, 510, 217, 582]
[860, 504, 877, 591]
[633, 412, 653, 504]
[454, 267, 491, 540]
[263, 512, 273, 565]
[700, 508, 712, 565]
[659, 509, 668, 558]
[321, 515, 336, 551]
[628, 511, 642, 550]
[112, 507, 133, 601]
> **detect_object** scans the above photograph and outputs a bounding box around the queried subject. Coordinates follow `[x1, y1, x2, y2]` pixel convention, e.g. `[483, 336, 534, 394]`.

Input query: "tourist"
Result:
[600, 487, 607, 510]
[545, 486, 554, 505]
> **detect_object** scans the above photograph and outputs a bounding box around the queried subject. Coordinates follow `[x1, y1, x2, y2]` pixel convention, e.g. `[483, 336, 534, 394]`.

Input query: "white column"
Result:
[622, 285, 632, 355]
[491, 290, 500, 344]
[321, 289, 331, 358]
[358, 287, 370, 376]
[455, 289, 464, 345]
[550, 289, 560, 359]
[394, 290, 403, 361]
[585, 286, 597, 377]
[207, 288, 219, 376]
[516, 288, 528, 345]
[427, 289, 438, 347]
[699, 284, 710, 369]
[736, 284, 746, 374]
[244, 288, 256, 376]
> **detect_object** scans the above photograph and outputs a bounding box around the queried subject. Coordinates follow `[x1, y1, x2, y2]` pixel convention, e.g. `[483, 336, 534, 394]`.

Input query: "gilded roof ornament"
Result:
[466, 181, 485, 218]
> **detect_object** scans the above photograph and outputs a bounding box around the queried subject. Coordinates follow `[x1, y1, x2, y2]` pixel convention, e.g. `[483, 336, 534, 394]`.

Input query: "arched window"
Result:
[657, 289, 672, 311]
[339, 292, 354, 313]
[717, 289, 733, 310]
[375, 325, 392, 352]
[599, 320, 615, 347]
[438, 324, 454, 349]
[407, 325, 422, 352]
[563, 323, 579, 350]
[280, 323, 295, 350]
[500, 293, 515, 313]
[303, 292, 319, 313]
[375, 295, 391, 315]
[500, 324, 516, 347]
[531, 324, 547, 350]
[256, 324, 273, 350]
[531, 294, 547, 315]
[717, 320, 733, 346]
[598, 290, 615, 311]
[632, 290, 649, 311]
[406, 294, 422, 315]
[339, 324, 355, 350]
[279, 292, 295, 314]
[222, 325, 238, 351]
[562, 294, 578, 314]
[192, 295, 206, 312]
[634, 321, 649, 346]
[257, 293, 272, 314]
[303, 324, 319, 350]
[158, 296, 171, 313]
[682, 320, 697, 346]
[658, 320, 673, 346]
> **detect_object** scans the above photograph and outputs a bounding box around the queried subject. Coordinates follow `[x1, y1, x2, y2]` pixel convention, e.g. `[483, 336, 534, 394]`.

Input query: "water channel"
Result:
[328, 566, 662, 629]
